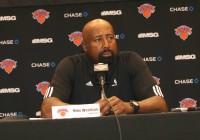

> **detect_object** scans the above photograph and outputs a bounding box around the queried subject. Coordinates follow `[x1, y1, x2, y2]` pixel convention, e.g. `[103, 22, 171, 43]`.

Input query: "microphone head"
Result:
[94, 63, 108, 71]
[94, 63, 109, 84]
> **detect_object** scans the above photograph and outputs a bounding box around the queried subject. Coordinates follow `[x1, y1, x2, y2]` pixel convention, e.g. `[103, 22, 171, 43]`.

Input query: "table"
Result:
[0, 112, 200, 140]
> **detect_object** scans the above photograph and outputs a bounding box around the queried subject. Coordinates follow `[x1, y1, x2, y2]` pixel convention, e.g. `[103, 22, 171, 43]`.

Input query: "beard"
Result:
[98, 49, 115, 64]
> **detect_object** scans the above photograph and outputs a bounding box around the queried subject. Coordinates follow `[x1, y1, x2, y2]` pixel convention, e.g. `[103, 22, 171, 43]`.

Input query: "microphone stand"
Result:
[99, 75, 106, 99]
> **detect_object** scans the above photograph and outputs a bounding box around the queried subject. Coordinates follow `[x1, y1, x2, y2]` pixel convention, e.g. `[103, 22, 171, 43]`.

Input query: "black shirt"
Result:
[44, 51, 163, 104]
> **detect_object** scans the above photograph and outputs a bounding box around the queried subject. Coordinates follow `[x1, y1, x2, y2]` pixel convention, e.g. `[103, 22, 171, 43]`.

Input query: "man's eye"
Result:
[95, 38, 101, 42]
[107, 35, 114, 40]
[107, 36, 113, 40]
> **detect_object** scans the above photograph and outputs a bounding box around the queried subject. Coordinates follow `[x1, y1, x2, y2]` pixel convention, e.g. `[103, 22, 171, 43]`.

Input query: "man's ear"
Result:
[81, 41, 87, 52]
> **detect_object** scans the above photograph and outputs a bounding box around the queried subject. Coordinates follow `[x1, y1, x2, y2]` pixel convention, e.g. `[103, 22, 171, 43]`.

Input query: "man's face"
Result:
[82, 21, 117, 64]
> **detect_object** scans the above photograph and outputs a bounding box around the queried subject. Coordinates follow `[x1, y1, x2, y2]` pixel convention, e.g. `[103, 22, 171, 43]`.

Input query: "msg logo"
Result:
[138, 32, 159, 38]
[175, 54, 196, 60]
[0, 88, 20, 94]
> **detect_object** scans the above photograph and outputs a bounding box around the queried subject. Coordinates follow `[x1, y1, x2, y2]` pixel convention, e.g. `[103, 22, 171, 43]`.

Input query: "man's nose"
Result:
[102, 38, 110, 48]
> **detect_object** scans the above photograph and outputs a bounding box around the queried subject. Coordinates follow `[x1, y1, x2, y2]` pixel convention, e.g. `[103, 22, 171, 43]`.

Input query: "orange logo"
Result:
[179, 98, 197, 108]
[36, 81, 50, 95]
[32, 9, 50, 24]
[68, 31, 83, 46]
[57, 109, 68, 117]
[175, 25, 192, 41]
[0, 59, 17, 74]
[138, 4, 155, 18]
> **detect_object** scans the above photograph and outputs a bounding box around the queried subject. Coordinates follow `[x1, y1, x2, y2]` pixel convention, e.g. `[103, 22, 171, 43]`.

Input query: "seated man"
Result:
[41, 18, 168, 118]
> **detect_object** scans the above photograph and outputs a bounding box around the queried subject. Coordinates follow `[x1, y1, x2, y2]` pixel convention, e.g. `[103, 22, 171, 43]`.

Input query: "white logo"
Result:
[0, 88, 20, 94]
[175, 79, 199, 85]
[170, 7, 193, 12]
[64, 12, 88, 18]
[138, 32, 159, 38]
[86, 81, 93, 86]
[0, 16, 16, 21]
[0, 40, 13, 45]
[143, 56, 162, 62]
[31, 62, 56, 68]
[115, 35, 120, 39]
[175, 54, 196, 60]
[143, 57, 156, 62]
[114, 34, 125, 40]
[64, 13, 82, 18]
[101, 10, 122, 16]
[32, 38, 53, 44]
[0, 39, 19, 45]
[111, 78, 117, 87]
[0, 112, 17, 118]
[31, 62, 50, 68]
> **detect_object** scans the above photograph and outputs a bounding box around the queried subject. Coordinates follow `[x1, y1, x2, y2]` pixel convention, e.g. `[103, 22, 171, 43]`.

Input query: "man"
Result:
[41, 19, 168, 118]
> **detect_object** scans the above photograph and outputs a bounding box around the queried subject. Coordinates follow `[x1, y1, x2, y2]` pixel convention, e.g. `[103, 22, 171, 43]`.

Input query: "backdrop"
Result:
[0, 0, 199, 118]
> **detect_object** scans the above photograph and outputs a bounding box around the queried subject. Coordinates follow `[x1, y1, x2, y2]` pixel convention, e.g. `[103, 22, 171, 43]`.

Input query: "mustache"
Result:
[98, 49, 115, 64]
[100, 49, 113, 55]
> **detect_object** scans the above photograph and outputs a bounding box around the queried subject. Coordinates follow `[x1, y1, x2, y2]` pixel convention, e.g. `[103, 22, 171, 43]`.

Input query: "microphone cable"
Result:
[99, 75, 123, 140]
[105, 98, 123, 140]
[100, 89, 122, 140]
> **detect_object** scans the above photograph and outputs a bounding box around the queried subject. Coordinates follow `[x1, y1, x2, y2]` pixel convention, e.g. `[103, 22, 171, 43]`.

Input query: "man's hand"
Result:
[107, 96, 133, 115]
[96, 96, 133, 116]
[96, 98, 112, 116]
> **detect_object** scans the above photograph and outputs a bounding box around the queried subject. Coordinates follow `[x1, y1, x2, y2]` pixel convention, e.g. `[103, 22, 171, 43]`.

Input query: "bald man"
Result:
[41, 19, 168, 118]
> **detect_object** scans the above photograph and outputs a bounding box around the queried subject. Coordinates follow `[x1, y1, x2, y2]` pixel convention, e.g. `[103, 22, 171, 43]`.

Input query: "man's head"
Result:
[82, 19, 118, 64]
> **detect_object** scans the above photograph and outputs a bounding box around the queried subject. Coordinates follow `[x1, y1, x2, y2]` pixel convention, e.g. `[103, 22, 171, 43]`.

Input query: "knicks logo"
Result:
[138, 3, 155, 18]
[0, 59, 17, 74]
[68, 31, 83, 46]
[175, 25, 192, 41]
[57, 109, 68, 117]
[179, 98, 197, 108]
[32, 9, 50, 24]
[36, 81, 50, 95]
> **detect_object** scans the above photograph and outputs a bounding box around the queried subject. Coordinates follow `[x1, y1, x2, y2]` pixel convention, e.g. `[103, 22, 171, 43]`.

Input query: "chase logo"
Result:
[115, 34, 125, 39]
[0, 112, 23, 118]
[175, 25, 192, 41]
[0, 16, 16, 21]
[31, 62, 56, 68]
[64, 12, 88, 18]
[0, 39, 20, 45]
[101, 10, 122, 16]
[138, 3, 155, 19]
[143, 56, 163, 62]
[36, 81, 50, 95]
[175, 78, 199, 85]
[170, 6, 194, 12]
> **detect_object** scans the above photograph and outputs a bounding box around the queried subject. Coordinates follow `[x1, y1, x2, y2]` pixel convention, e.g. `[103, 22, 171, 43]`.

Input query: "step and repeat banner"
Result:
[0, 0, 125, 8]
[0, 0, 199, 118]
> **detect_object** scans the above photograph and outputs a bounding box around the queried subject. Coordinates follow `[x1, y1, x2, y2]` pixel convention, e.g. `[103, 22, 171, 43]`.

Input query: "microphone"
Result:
[94, 63, 109, 84]
[94, 63, 109, 99]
